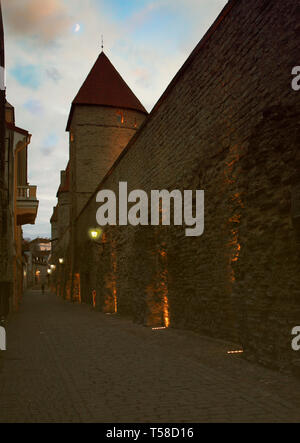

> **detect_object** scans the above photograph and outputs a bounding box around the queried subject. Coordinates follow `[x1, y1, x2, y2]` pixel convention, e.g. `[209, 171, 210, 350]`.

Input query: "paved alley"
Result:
[0, 290, 299, 423]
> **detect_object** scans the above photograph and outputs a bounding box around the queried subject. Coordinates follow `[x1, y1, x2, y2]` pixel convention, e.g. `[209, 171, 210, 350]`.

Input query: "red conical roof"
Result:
[66, 52, 147, 130]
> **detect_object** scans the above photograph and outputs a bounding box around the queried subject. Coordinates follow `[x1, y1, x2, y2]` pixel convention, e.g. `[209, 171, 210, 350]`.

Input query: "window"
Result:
[116, 110, 124, 124]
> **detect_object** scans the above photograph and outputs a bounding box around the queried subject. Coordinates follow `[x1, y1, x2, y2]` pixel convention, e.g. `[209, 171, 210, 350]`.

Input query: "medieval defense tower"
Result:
[66, 51, 148, 220]
[51, 50, 148, 299]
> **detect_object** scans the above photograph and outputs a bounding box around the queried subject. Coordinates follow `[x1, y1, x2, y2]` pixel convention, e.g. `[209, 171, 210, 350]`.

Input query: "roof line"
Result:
[66, 52, 148, 131]
[6, 122, 29, 136]
[66, 103, 148, 132]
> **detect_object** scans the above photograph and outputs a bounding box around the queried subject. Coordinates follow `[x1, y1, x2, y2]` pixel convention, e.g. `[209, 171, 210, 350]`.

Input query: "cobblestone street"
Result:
[0, 290, 299, 423]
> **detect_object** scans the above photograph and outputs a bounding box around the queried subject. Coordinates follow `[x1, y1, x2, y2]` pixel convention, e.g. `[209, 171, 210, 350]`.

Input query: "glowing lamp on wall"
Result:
[47, 269, 51, 275]
[88, 228, 102, 241]
[50, 264, 56, 270]
[59, 258, 64, 264]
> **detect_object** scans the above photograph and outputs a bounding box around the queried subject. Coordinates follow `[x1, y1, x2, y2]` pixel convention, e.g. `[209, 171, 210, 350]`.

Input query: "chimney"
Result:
[60, 170, 66, 189]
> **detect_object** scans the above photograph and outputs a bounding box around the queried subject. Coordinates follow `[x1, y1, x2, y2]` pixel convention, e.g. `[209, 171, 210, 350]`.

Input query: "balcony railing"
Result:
[17, 185, 37, 200]
[16, 185, 39, 225]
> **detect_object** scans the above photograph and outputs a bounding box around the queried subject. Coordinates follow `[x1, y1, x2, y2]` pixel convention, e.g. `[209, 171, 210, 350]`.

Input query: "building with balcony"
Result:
[17, 185, 38, 225]
[3, 102, 39, 311]
[0, 1, 38, 315]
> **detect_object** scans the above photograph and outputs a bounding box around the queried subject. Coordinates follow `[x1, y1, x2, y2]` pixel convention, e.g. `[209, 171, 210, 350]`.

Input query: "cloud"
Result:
[123, 2, 159, 34]
[46, 67, 62, 83]
[24, 99, 44, 115]
[43, 133, 59, 148]
[2, 0, 72, 44]
[10, 64, 42, 89]
[2, 0, 228, 239]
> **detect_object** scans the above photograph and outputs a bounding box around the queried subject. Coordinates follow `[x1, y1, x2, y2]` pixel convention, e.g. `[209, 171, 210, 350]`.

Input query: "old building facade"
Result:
[23, 238, 51, 289]
[0, 2, 39, 317]
[51, 0, 300, 369]
[0, 0, 7, 318]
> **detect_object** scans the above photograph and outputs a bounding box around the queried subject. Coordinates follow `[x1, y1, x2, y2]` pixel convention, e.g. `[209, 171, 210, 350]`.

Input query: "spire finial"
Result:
[101, 35, 104, 51]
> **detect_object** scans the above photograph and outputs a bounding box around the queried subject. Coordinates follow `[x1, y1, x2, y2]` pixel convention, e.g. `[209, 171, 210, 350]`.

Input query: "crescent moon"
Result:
[75, 24, 81, 33]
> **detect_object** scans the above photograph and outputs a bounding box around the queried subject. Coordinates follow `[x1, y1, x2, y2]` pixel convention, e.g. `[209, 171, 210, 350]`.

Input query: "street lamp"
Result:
[88, 228, 102, 241]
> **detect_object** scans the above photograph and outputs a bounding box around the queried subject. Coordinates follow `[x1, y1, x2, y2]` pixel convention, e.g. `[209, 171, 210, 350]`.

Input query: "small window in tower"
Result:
[134, 118, 137, 129]
[116, 111, 124, 124]
[70, 133, 74, 142]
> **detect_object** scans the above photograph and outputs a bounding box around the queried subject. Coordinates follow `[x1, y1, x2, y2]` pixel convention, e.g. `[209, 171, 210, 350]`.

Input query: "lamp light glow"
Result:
[88, 228, 102, 241]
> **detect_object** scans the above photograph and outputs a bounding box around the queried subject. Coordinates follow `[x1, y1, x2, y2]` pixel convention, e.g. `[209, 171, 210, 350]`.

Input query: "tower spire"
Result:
[101, 35, 104, 52]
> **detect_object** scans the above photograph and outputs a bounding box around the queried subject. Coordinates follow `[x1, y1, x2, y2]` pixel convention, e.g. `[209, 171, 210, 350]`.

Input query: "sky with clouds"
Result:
[2, 0, 227, 239]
